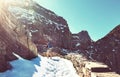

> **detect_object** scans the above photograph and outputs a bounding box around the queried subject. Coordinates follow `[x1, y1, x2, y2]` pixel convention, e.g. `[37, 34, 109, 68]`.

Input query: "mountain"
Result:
[91, 25, 120, 73]
[71, 24, 120, 74]
[0, 0, 72, 72]
[1, 0, 120, 75]
[8, 0, 72, 52]
[72, 30, 93, 52]
[71, 25, 120, 74]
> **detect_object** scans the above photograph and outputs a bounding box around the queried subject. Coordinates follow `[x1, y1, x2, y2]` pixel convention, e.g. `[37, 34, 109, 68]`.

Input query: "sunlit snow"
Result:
[0, 54, 79, 77]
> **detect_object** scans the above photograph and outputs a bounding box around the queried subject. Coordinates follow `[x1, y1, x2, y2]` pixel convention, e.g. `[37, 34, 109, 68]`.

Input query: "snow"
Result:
[62, 49, 69, 55]
[0, 53, 79, 77]
[76, 43, 80, 47]
[90, 46, 93, 48]
[72, 36, 79, 39]
[112, 49, 115, 52]
[62, 30, 64, 33]
[60, 27, 64, 30]
[29, 32, 32, 37]
[31, 29, 39, 33]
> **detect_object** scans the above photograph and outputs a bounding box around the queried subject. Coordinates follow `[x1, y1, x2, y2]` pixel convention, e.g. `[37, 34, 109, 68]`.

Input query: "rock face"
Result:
[0, 0, 72, 72]
[92, 25, 120, 73]
[1, 0, 120, 74]
[72, 30, 92, 51]
[0, 0, 38, 72]
[72, 25, 120, 74]
[8, 0, 72, 52]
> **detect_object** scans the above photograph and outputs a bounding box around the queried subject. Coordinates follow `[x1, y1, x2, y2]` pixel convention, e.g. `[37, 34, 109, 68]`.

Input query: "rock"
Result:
[8, 0, 72, 51]
[0, 0, 37, 72]
[71, 25, 120, 74]
[72, 30, 93, 51]
[93, 25, 120, 73]
[0, 0, 73, 71]
[0, 54, 11, 72]
[43, 47, 62, 57]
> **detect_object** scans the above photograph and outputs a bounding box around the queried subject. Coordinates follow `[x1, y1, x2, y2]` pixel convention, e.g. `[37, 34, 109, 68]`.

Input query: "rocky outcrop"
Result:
[42, 47, 62, 57]
[72, 30, 93, 51]
[71, 25, 120, 74]
[92, 25, 120, 73]
[8, 0, 72, 52]
[64, 53, 120, 77]
[72, 25, 120, 74]
[0, 0, 37, 72]
[0, 0, 72, 72]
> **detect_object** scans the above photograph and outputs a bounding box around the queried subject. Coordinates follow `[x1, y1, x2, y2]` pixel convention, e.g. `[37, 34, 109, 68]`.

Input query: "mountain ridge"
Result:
[0, 0, 120, 75]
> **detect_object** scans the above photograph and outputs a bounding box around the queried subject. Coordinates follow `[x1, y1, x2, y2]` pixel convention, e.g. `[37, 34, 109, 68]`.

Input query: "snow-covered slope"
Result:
[0, 54, 79, 77]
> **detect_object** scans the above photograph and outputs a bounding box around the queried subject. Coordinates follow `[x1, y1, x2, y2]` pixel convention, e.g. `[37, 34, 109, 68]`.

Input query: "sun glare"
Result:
[0, 0, 11, 9]
[0, 0, 31, 9]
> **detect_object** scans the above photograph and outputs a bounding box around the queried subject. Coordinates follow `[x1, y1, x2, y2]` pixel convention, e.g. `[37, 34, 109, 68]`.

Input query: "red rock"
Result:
[0, 3, 37, 72]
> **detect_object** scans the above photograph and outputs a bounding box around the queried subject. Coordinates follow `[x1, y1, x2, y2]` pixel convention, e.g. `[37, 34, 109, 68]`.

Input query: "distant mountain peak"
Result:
[78, 30, 92, 41]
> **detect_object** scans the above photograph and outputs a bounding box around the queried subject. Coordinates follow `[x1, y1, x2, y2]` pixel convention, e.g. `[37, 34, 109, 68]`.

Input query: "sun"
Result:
[0, 0, 31, 9]
[0, 0, 12, 9]
[0, 0, 34, 17]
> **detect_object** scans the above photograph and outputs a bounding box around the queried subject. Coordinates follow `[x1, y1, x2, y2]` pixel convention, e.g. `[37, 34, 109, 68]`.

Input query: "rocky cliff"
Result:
[92, 25, 120, 74]
[70, 25, 120, 74]
[1, 0, 120, 74]
[0, 0, 72, 72]
[8, 0, 72, 52]
[0, 0, 38, 72]
[72, 30, 93, 52]
[71, 25, 120, 74]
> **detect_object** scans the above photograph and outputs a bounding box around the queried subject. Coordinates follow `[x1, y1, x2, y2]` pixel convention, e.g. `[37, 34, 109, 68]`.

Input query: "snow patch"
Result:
[62, 30, 64, 33]
[76, 43, 80, 47]
[31, 29, 39, 33]
[112, 49, 115, 52]
[72, 36, 79, 39]
[13, 52, 23, 60]
[62, 49, 69, 55]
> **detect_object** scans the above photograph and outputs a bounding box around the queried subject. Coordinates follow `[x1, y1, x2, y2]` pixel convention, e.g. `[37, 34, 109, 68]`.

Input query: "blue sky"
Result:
[34, 0, 120, 41]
